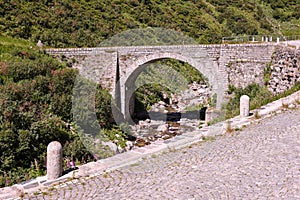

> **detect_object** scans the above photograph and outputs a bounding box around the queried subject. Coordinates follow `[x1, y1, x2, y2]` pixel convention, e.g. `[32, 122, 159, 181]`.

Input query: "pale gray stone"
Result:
[240, 95, 250, 117]
[47, 141, 63, 180]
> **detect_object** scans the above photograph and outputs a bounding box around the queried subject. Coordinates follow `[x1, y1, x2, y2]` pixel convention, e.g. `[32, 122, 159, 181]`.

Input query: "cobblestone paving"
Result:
[24, 109, 300, 200]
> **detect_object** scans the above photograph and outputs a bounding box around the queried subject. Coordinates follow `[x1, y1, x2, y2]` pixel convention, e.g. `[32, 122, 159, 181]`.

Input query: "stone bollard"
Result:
[277, 37, 280, 44]
[47, 141, 63, 180]
[240, 95, 250, 117]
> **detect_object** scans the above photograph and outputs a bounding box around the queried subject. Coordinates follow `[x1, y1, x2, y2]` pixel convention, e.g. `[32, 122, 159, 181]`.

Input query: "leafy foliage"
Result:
[0, 37, 124, 187]
[223, 82, 300, 119]
[0, 0, 299, 47]
[134, 59, 207, 111]
[224, 83, 273, 118]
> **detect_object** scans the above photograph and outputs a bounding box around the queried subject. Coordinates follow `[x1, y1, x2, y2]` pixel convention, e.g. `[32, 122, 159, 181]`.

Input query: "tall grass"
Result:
[224, 83, 300, 119]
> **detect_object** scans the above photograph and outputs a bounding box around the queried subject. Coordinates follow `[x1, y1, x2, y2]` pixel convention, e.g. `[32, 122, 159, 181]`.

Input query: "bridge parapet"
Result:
[45, 43, 276, 56]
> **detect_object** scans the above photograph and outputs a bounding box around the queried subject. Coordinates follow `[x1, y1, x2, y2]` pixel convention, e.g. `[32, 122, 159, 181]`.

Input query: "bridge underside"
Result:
[117, 53, 227, 122]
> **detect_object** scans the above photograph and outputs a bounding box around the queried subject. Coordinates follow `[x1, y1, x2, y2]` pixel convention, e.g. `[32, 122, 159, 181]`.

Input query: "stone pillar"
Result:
[47, 141, 63, 180]
[277, 37, 280, 44]
[205, 107, 218, 124]
[129, 93, 135, 119]
[265, 37, 268, 42]
[240, 95, 250, 117]
[252, 36, 255, 42]
[270, 36, 272, 42]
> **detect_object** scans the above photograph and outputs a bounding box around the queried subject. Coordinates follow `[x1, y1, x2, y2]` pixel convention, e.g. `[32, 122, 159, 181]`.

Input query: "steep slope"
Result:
[0, 0, 299, 47]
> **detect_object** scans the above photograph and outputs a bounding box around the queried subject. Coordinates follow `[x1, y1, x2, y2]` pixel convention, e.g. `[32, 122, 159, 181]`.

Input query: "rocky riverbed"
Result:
[129, 82, 211, 148]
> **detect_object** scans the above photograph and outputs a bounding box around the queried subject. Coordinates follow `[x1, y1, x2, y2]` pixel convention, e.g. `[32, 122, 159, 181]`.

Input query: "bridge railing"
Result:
[284, 35, 300, 41]
[222, 35, 300, 44]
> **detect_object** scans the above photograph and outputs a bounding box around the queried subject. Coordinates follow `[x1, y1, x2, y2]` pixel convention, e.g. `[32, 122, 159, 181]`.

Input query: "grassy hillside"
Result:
[0, 36, 125, 187]
[0, 0, 299, 47]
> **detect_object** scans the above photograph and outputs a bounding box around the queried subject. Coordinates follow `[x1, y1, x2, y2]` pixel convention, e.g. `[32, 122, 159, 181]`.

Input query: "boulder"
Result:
[157, 124, 169, 133]
[135, 138, 146, 147]
[125, 141, 134, 151]
[102, 141, 118, 153]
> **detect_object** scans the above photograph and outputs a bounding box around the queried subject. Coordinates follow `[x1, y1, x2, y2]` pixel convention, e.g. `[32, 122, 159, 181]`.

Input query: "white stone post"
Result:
[270, 36, 272, 42]
[261, 36, 264, 42]
[277, 37, 280, 44]
[252, 36, 255, 42]
[240, 95, 250, 117]
[265, 37, 268, 42]
[47, 141, 63, 180]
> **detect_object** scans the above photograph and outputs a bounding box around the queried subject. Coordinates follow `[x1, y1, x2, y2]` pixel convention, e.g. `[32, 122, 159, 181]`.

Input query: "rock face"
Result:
[268, 46, 300, 94]
[226, 46, 300, 95]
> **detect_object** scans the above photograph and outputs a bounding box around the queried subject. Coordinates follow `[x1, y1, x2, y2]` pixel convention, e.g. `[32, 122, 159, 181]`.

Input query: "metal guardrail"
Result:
[285, 35, 300, 41]
[222, 35, 300, 44]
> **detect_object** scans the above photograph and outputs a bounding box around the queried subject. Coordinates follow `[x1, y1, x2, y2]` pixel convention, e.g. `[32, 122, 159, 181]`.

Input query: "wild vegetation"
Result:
[134, 59, 207, 112]
[0, 0, 299, 47]
[0, 36, 126, 187]
[220, 82, 300, 121]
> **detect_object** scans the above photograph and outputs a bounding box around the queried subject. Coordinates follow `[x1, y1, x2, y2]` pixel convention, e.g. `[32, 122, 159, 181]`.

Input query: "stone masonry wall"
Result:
[226, 61, 266, 88]
[46, 44, 277, 94]
[47, 44, 292, 118]
[47, 49, 118, 91]
[45, 44, 300, 120]
[268, 46, 300, 94]
[222, 44, 275, 89]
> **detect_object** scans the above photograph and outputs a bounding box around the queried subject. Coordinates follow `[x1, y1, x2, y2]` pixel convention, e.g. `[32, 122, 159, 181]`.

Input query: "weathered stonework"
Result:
[226, 61, 265, 88]
[268, 46, 300, 94]
[46, 43, 276, 119]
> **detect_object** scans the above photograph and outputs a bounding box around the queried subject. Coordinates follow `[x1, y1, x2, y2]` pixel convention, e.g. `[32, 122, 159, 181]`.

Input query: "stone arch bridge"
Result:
[46, 43, 276, 120]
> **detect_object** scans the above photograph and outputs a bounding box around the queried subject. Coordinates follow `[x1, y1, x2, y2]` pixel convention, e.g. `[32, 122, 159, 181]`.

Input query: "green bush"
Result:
[134, 58, 207, 112]
[224, 83, 273, 118]
[0, 37, 129, 187]
[1, 0, 299, 47]
[224, 82, 300, 119]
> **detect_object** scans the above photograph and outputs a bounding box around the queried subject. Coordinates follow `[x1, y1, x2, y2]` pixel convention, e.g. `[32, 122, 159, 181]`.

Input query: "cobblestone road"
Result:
[24, 108, 300, 200]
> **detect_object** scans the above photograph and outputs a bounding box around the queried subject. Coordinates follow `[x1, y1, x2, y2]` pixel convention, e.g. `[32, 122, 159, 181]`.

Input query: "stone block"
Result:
[47, 141, 63, 180]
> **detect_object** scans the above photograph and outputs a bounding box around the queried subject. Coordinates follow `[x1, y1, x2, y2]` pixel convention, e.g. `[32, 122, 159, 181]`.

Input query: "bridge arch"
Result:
[119, 52, 224, 121]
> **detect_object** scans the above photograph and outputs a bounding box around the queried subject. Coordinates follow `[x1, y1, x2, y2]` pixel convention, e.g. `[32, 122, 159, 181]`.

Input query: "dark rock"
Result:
[135, 138, 146, 147]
